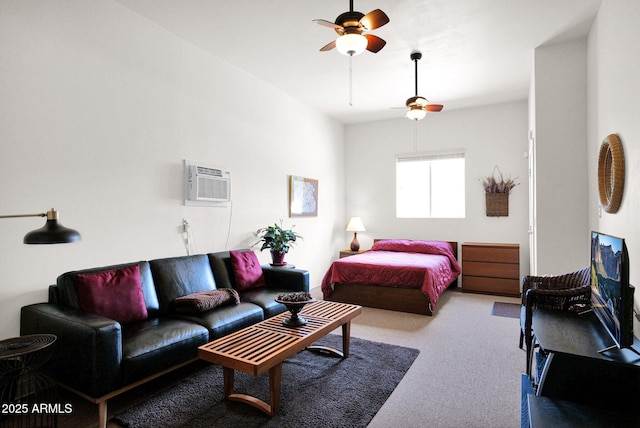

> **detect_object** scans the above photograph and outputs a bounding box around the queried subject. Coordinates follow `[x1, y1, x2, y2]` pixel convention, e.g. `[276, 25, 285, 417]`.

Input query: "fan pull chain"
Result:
[348, 55, 353, 107]
[413, 120, 418, 151]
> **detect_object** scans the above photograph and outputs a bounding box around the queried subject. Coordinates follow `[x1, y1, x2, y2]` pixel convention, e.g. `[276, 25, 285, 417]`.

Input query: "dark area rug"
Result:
[114, 335, 419, 428]
[491, 302, 521, 319]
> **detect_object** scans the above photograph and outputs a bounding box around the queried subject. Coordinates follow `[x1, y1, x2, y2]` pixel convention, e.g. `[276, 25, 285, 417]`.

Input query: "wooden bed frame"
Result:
[326, 240, 459, 316]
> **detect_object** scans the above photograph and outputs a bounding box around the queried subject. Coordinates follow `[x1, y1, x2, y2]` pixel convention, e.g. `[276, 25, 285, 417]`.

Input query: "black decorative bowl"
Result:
[275, 297, 316, 327]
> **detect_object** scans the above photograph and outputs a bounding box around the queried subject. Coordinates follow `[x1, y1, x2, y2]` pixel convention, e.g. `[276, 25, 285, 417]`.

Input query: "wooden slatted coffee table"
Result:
[198, 300, 361, 416]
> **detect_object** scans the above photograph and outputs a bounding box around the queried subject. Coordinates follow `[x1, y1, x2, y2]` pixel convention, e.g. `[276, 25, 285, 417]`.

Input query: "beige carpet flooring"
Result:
[339, 290, 523, 428]
[50, 288, 524, 427]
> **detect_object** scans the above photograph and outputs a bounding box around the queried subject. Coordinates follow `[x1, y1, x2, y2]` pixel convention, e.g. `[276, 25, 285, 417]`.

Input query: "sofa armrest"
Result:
[20, 303, 123, 398]
[261, 266, 310, 292]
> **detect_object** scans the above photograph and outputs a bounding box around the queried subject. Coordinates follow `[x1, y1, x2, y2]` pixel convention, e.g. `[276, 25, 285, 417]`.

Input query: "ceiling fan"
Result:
[313, 0, 390, 56]
[405, 51, 443, 120]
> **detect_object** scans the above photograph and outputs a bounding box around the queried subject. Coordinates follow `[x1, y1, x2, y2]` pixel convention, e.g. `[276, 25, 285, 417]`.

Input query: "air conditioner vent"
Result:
[184, 161, 231, 205]
[196, 166, 223, 177]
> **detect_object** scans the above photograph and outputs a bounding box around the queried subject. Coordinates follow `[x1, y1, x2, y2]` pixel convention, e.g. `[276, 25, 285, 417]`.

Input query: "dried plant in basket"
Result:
[481, 166, 519, 194]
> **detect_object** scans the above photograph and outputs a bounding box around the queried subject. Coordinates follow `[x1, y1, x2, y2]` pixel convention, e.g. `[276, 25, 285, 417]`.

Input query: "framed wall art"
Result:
[289, 176, 318, 217]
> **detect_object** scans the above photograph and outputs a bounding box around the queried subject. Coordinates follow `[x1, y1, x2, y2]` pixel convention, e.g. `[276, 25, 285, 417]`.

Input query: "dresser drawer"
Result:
[462, 244, 519, 263]
[462, 261, 520, 279]
[462, 276, 520, 296]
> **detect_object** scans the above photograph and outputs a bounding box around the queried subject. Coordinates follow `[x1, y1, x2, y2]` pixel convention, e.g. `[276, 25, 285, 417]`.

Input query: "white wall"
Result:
[532, 39, 590, 274]
[587, 0, 640, 332]
[344, 101, 530, 278]
[0, 0, 345, 338]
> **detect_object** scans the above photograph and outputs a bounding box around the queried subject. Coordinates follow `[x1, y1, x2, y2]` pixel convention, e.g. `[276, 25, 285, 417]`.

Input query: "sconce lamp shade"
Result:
[345, 216, 366, 251]
[1, 209, 81, 244]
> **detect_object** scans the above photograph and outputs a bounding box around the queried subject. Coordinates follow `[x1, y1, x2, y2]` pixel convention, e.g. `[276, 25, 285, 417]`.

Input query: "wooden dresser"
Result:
[462, 242, 520, 297]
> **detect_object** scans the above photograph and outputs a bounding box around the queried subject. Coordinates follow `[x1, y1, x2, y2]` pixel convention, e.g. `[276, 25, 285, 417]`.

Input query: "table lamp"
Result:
[345, 216, 365, 251]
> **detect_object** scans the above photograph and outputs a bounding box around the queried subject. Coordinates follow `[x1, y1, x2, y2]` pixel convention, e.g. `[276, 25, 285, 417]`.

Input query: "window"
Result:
[396, 151, 465, 218]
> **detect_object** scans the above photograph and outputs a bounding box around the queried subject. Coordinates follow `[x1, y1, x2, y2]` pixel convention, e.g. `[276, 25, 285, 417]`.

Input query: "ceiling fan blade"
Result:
[364, 34, 386, 53]
[360, 9, 390, 31]
[313, 19, 343, 30]
[319, 40, 336, 52]
[426, 104, 444, 112]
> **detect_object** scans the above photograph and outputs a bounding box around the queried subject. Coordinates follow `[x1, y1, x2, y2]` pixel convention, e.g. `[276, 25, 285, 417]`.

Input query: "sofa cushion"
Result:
[121, 318, 209, 386]
[175, 302, 264, 340]
[149, 254, 217, 313]
[229, 251, 266, 290]
[77, 264, 148, 324]
[208, 250, 242, 289]
[170, 289, 240, 314]
[240, 288, 289, 318]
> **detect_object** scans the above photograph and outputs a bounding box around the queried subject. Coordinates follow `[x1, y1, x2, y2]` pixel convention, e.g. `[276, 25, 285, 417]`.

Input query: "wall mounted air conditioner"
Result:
[184, 160, 231, 205]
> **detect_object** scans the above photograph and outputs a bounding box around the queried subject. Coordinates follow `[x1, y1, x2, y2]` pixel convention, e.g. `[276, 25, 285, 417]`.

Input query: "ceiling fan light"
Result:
[336, 33, 367, 56]
[406, 107, 427, 121]
[415, 97, 428, 107]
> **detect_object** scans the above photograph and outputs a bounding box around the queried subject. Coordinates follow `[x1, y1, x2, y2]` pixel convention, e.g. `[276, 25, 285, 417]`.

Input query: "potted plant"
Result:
[481, 166, 519, 217]
[253, 221, 302, 266]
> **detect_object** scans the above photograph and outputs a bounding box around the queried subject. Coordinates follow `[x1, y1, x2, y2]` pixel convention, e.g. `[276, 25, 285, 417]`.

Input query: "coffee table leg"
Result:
[342, 321, 351, 358]
[225, 363, 283, 416]
[307, 321, 352, 358]
[223, 366, 234, 398]
[269, 363, 282, 416]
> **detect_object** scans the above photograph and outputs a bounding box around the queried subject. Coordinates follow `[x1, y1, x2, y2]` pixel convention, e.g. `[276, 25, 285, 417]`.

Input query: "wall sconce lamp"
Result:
[0, 208, 81, 244]
[345, 216, 366, 251]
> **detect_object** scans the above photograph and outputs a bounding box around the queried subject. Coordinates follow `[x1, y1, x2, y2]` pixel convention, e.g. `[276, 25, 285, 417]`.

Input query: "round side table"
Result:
[0, 334, 57, 427]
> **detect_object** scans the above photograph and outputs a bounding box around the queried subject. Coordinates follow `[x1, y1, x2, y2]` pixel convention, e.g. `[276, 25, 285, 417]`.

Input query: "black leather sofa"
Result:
[20, 249, 309, 427]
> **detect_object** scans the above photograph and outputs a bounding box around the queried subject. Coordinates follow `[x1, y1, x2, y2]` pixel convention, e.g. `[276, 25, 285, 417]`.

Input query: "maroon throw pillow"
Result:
[76, 264, 148, 324]
[229, 251, 266, 290]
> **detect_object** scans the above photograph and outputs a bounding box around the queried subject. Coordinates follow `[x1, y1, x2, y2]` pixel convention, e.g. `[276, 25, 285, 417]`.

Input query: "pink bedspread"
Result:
[321, 241, 461, 309]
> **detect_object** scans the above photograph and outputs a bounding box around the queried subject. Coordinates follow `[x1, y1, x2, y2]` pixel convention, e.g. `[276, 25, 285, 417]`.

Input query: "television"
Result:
[590, 231, 635, 351]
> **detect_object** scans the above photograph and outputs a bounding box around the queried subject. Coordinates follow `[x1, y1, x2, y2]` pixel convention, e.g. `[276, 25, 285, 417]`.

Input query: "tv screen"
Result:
[590, 231, 635, 349]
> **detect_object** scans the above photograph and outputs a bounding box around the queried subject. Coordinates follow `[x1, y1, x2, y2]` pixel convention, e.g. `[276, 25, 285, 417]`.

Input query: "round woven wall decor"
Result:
[597, 134, 625, 213]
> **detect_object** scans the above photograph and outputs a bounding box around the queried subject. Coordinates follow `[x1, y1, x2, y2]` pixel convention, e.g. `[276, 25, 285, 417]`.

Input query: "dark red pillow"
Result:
[229, 251, 266, 290]
[76, 264, 148, 324]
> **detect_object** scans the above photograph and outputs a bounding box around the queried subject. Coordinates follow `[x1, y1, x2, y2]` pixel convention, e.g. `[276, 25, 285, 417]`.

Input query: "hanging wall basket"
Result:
[485, 192, 509, 217]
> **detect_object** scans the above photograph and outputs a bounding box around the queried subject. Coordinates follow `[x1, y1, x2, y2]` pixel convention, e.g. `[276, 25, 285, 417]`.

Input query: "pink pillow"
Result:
[371, 239, 413, 252]
[229, 251, 266, 290]
[77, 264, 148, 324]
[408, 240, 454, 255]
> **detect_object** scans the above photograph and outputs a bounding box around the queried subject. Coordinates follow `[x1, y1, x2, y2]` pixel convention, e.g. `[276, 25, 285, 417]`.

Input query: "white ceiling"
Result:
[113, 0, 602, 124]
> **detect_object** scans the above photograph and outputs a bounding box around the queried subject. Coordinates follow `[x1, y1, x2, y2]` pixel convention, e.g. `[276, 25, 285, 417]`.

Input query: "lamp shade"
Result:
[345, 216, 366, 232]
[1, 208, 81, 244]
[336, 34, 368, 56]
[406, 107, 427, 121]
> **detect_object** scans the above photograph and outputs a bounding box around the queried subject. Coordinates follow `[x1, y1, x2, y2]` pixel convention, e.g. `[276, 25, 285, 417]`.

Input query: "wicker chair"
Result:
[519, 267, 591, 376]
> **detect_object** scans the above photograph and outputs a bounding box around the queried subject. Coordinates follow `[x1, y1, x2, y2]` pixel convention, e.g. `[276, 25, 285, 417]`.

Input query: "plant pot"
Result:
[270, 250, 287, 266]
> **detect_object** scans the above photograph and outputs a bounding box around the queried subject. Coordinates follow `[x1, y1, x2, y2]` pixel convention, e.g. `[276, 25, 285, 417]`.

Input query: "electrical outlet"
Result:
[182, 219, 189, 233]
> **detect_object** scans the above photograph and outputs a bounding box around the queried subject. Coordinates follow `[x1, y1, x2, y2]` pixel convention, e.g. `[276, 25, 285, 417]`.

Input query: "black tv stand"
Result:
[576, 307, 640, 356]
[598, 343, 640, 356]
[531, 308, 640, 415]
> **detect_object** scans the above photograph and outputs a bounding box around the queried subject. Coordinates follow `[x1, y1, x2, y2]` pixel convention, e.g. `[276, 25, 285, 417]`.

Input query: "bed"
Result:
[321, 239, 460, 315]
